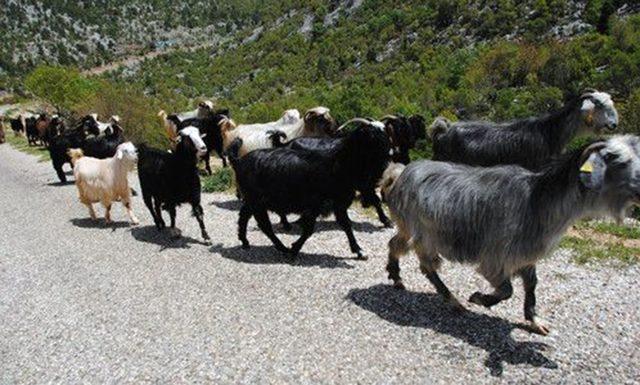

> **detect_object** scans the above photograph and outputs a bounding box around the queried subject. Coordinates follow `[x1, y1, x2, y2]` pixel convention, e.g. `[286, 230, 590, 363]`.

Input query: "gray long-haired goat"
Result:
[381, 135, 640, 335]
[429, 90, 619, 169]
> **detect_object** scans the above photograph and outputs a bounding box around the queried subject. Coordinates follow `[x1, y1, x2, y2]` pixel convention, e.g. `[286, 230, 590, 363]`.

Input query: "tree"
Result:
[24, 65, 98, 116]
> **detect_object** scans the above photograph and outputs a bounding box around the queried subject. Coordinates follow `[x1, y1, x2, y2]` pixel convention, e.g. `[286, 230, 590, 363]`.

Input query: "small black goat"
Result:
[380, 114, 426, 165]
[168, 106, 230, 173]
[430, 90, 619, 169]
[9, 116, 25, 135]
[229, 119, 391, 259]
[25, 116, 38, 146]
[138, 126, 210, 241]
[382, 135, 640, 335]
[271, 118, 393, 227]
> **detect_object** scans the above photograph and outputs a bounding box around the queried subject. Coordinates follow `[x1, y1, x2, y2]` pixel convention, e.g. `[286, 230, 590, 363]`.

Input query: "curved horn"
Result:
[380, 115, 398, 122]
[336, 118, 374, 132]
[579, 141, 607, 165]
[580, 88, 598, 99]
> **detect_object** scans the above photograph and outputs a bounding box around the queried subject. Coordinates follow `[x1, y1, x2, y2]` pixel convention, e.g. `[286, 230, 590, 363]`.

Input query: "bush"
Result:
[202, 168, 234, 193]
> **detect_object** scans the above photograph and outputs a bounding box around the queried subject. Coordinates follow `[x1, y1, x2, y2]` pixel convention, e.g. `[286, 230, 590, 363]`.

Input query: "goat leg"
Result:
[290, 214, 317, 257]
[519, 265, 550, 335]
[419, 257, 465, 312]
[192, 204, 210, 242]
[253, 209, 289, 254]
[204, 152, 213, 175]
[387, 233, 410, 290]
[279, 214, 292, 231]
[372, 197, 392, 228]
[153, 198, 165, 229]
[333, 207, 365, 260]
[468, 279, 513, 308]
[238, 204, 252, 249]
[124, 200, 139, 225]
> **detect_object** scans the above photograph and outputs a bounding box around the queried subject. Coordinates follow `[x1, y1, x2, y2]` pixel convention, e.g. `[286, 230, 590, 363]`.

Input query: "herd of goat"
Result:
[2, 89, 639, 336]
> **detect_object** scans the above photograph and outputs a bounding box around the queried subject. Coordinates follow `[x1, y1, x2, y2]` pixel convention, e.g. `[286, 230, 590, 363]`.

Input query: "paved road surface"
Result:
[0, 144, 638, 384]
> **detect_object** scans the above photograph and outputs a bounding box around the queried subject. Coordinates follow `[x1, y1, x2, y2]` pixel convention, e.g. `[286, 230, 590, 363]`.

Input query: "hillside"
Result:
[3, 1, 640, 149]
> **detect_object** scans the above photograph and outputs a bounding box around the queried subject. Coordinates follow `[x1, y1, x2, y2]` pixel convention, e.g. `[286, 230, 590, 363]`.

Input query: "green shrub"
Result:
[202, 168, 235, 193]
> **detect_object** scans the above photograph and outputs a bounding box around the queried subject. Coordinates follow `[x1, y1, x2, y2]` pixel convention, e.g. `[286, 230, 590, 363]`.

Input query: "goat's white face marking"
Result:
[180, 126, 208, 155]
[582, 91, 618, 131]
[282, 109, 301, 124]
[116, 142, 138, 163]
[596, 136, 640, 204]
[371, 121, 386, 131]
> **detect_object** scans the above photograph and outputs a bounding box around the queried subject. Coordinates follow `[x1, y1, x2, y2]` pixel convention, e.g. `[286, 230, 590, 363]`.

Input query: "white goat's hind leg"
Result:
[103, 201, 112, 223]
[124, 199, 139, 225]
[85, 203, 97, 220]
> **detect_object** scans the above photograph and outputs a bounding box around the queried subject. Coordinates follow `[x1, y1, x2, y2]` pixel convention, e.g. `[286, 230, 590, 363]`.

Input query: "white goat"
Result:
[221, 107, 335, 157]
[71, 142, 139, 224]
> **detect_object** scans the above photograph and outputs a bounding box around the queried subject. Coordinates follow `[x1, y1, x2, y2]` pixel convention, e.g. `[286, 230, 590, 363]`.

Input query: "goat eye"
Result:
[603, 153, 619, 163]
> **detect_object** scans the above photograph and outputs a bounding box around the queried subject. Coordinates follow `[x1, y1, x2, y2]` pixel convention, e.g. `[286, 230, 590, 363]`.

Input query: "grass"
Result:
[201, 167, 234, 193]
[560, 236, 640, 265]
[577, 221, 640, 240]
[5, 131, 51, 162]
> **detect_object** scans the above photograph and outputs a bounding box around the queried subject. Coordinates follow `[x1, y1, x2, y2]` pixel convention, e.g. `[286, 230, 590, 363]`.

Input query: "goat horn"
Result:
[580, 88, 598, 99]
[579, 142, 607, 165]
[336, 118, 373, 131]
[380, 115, 398, 122]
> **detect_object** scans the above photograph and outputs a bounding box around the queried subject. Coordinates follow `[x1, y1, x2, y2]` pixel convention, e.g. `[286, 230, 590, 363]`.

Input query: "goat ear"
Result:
[579, 151, 606, 190]
[581, 99, 595, 125]
[200, 133, 207, 138]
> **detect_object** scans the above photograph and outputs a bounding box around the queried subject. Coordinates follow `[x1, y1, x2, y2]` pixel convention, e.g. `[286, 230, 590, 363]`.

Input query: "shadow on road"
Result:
[210, 243, 355, 269]
[131, 225, 209, 250]
[47, 180, 75, 187]
[209, 199, 386, 234]
[209, 197, 241, 211]
[70, 217, 131, 230]
[347, 284, 558, 377]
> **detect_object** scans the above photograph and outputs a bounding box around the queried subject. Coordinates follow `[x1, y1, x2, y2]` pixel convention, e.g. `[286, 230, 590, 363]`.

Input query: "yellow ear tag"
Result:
[580, 160, 594, 173]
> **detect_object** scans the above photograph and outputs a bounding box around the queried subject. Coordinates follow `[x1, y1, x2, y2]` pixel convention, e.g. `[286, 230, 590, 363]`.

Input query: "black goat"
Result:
[270, 118, 393, 227]
[229, 119, 391, 259]
[381, 114, 426, 165]
[48, 127, 86, 182]
[170, 108, 230, 173]
[9, 116, 24, 135]
[138, 126, 210, 241]
[25, 116, 38, 146]
[430, 90, 619, 169]
[48, 119, 125, 183]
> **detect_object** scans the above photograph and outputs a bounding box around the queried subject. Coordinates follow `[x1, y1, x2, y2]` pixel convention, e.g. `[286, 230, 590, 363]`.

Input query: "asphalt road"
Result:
[0, 144, 638, 384]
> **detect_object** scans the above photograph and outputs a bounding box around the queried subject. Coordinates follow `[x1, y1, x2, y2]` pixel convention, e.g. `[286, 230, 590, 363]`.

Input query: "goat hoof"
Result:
[354, 252, 367, 261]
[393, 280, 406, 290]
[525, 318, 551, 336]
[468, 292, 487, 306]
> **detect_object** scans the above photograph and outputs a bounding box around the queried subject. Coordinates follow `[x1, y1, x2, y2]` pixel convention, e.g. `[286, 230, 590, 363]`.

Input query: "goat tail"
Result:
[267, 130, 288, 148]
[428, 117, 451, 141]
[67, 148, 84, 166]
[226, 138, 244, 167]
[379, 162, 406, 203]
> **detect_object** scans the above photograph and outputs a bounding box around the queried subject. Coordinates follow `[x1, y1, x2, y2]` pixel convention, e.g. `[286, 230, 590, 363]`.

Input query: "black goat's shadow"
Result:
[47, 180, 75, 187]
[209, 243, 355, 269]
[209, 198, 241, 211]
[131, 225, 210, 251]
[70, 217, 131, 231]
[347, 284, 558, 377]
